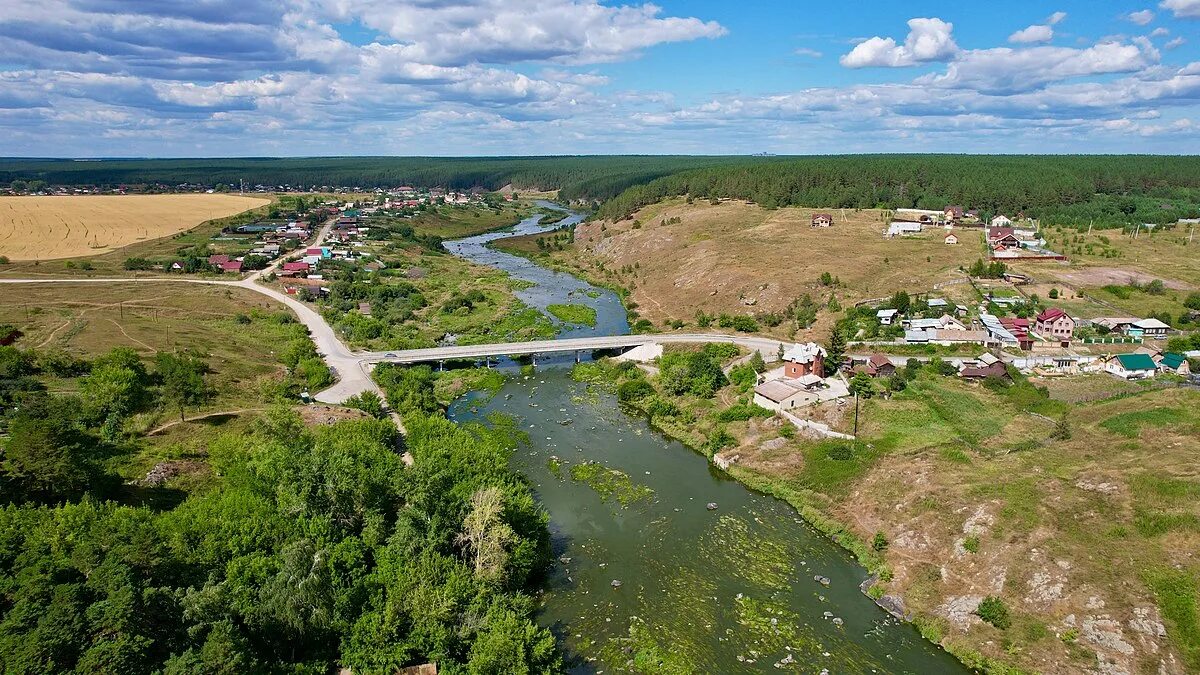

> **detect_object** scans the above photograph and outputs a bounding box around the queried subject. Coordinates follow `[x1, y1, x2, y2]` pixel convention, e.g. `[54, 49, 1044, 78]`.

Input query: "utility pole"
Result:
[853, 391, 860, 439]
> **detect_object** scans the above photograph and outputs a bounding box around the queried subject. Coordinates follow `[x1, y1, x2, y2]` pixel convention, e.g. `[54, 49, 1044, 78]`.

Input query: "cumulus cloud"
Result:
[1126, 10, 1156, 25]
[1009, 12, 1067, 44]
[1165, 36, 1187, 49]
[315, 0, 725, 66]
[1009, 24, 1054, 44]
[1159, 0, 1200, 19]
[840, 18, 959, 68]
[920, 40, 1159, 94]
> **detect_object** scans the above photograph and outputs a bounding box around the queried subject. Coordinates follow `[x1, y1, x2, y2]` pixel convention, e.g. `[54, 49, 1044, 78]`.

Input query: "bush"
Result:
[976, 596, 1011, 629]
[872, 532, 889, 552]
[616, 379, 655, 403]
[715, 403, 774, 422]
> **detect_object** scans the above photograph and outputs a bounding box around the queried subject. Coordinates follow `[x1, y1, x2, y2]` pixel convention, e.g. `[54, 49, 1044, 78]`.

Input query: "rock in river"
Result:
[706, 502, 718, 511]
[611, 579, 622, 589]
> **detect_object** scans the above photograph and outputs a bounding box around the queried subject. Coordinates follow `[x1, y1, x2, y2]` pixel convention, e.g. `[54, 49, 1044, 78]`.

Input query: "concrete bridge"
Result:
[360, 333, 786, 366]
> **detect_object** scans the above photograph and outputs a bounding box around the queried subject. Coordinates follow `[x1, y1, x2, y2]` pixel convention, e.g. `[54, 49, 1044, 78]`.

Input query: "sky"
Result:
[0, 0, 1198, 157]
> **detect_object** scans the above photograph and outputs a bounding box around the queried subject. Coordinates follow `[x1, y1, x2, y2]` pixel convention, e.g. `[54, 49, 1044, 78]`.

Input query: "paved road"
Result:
[360, 332, 785, 364]
[1, 268, 782, 403]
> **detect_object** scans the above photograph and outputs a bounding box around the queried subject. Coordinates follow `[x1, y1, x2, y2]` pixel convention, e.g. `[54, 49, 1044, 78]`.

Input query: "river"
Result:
[444, 204, 965, 673]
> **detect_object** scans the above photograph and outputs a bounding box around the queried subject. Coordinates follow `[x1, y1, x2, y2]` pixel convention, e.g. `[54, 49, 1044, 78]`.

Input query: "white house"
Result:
[1105, 353, 1158, 380]
[877, 309, 899, 325]
[990, 215, 1012, 227]
[944, 232, 959, 245]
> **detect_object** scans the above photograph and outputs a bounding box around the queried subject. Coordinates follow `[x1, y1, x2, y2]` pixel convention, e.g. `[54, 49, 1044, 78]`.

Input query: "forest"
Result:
[6, 155, 1198, 229]
[593, 155, 1200, 229]
[0, 339, 558, 674]
[0, 156, 744, 204]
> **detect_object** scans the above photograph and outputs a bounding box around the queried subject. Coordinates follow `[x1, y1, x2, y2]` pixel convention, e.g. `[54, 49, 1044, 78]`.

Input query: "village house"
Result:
[811, 213, 834, 227]
[219, 260, 243, 274]
[877, 308, 899, 326]
[282, 261, 310, 274]
[207, 254, 231, 266]
[990, 215, 1012, 227]
[852, 354, 896, 378]
[1158, 352, 1191, 375]
[944, 205, 965, 221]
[988, 226, 1020, 248]
[1106, 353, 1158, 380]
[782, 342, 826, 378]
[960, 361, 1009, 380]
[1035, 308, 1075, 346]
[944, 232, 958, 245]
[1127, 318, 1171, 340]
[752, 343, 849, 413]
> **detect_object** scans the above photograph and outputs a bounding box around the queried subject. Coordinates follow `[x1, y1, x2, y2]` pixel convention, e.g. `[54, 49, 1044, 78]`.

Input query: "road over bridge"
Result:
[361, 333, 786, 365]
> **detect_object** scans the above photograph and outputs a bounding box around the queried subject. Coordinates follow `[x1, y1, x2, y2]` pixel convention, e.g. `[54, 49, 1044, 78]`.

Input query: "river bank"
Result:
[449, 206, 1199, 674]
[439, 206, 976, 673]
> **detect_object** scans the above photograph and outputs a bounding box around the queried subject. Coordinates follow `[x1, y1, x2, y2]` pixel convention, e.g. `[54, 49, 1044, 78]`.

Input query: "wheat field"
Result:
[0, 194, 269, 260]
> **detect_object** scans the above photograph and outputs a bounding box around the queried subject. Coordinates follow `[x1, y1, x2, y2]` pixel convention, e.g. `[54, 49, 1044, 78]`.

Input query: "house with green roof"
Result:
[1157, 352, 1191, 375]
[1105, 352, 1158, 380]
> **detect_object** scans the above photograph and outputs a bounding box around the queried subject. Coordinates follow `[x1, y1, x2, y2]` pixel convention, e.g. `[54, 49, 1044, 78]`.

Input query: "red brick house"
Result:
[1035, 308, 1075, 345]
[782, 342, 826, 378]
[811, 213, 834, 227]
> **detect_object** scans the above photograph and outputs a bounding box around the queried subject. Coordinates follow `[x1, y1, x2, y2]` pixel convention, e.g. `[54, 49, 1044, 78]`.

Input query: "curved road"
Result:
[1, 267, 788, 403]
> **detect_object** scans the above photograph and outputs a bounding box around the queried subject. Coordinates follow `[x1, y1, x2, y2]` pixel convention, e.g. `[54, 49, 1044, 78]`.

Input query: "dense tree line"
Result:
[8, 156, 1197, 229]
[0, 347, 557, 672]
[0, 156, 743, 203]
[593, 155, 1200, 229]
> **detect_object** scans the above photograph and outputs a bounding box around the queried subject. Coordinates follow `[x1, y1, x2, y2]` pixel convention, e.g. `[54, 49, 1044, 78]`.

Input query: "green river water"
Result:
[443, 205, 967, 673]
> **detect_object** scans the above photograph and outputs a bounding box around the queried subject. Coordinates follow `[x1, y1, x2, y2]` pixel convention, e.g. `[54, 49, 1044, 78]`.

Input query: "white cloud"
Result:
[1165, 36, 1187, 49]
[920, 40, 1160, 94]
[1010, 24, 1054, 44]
[840, 18, 958, 68]
[795, 48, 823, 58]
[1126, 10, 1156, 25]
[1009, 12, 1069, 44]
[1159, 0, 1200, 19]
[1151, 27, 1171, 36]
[318, 0, 726, 66]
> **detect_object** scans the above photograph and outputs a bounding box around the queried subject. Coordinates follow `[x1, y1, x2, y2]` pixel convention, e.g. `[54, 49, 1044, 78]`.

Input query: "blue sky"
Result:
[0, 0, 1198, 156]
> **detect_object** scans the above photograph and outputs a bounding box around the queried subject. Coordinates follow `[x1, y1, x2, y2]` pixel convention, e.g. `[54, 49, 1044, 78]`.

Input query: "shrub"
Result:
[963, 535, 980, 553]
[976, 596, 1011, 629]
[616, 379, 655, 403]
[872, 532, 889, 552]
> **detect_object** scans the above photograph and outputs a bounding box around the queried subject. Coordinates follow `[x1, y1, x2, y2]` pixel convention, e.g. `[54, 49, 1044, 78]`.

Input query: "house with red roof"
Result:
[988, 227, 1020, 248]
[219, 260, 243, 274]
[207, 254, 231, 266]
[811, 213, 834, 227]
[282, 261, 310, 273]
[1035, 308, 1075, 346]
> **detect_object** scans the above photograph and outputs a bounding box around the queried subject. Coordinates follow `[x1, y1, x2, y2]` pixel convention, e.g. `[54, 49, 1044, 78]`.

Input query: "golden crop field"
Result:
[0, 194, 269, 260]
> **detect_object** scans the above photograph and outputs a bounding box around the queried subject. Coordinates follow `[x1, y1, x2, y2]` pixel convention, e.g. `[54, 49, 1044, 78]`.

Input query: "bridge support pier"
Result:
[531, 354, 536, 368]
[438, 360, 444, 372]
[575, 350, 581, 363]
[485, 356, 491, 369]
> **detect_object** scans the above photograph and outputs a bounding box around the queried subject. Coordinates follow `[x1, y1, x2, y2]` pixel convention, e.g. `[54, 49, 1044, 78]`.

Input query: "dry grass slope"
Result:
[0, 194, 269, 260]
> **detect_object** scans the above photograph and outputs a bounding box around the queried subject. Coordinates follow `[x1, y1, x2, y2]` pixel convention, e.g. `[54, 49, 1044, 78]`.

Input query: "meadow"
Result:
[0, 194, 268, 261]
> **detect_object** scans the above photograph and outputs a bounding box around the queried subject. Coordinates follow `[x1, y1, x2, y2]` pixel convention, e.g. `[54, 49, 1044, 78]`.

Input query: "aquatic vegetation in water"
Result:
[547, 456, 564, 479]
[569, 460, 655, 506]
[547, 302, 598, 327]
